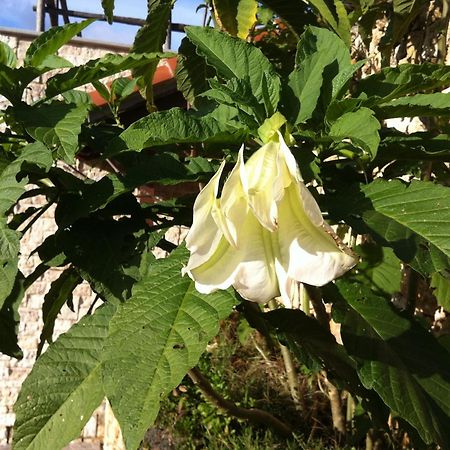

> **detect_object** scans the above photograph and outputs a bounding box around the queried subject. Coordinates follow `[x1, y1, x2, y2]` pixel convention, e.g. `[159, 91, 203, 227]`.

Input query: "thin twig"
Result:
[187, 366, 293, 437]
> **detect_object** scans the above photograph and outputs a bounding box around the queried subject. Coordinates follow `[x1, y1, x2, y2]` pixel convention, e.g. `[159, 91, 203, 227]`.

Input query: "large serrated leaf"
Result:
[110, 108, 247, 153]
[376, 93, 450, 119]
[53, 218, 144, 303]
[0, 143, 51, 310]
[102, 250, 236, 450]
[307, 0, 351, 45]
[286, 26, 351, 124]
[0, 142, 52, 216]
[326, 180, 450, 276]
[176, 38, 215, 107]
[185, 26, 280, 115]
[362, 180, 450, 259]
[46, 52, 168, 98]
[13, 304, 116, 450]
[132, 0, 174, 108]
[357, 63, 450, 101]
[13, 103, 89, 163]
[329, 107, 380, 158]
[333, 280, 450, 446]
[37, 267, 82, 355]
[355, 243, 402, 296]
[24, 19, 95, 68]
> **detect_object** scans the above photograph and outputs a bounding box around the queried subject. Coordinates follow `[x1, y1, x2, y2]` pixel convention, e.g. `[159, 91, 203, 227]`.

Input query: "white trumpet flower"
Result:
[183, 134, 356, 307]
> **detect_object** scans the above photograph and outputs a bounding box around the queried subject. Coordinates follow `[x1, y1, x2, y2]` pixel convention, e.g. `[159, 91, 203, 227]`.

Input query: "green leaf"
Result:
[131, 0, 175, 108]
[54, 151, 217, 228]
[54, 218, 144, 303]
[102, 250, 236, 450]
[37, 267, 82, 355]
[46, 52, 168, 98]
[431, 272, 450, 312]
[0, 40, 17, 68]
[362, 180, 450, 260]
[307, 0, 351, 45]
[357, 63, 450, 102]
[333, 280, 450, 446]
[185, 26, 280, 116]
[326, 181, 450, 276]
[101, 0, 115, 24]
[329, 107, 380, 158]
[0, 142, 52, 216]
[204, 78, 264, 123]
[286, 26, 351, 124]
[258, 0, 317, 36]
[13, 304, 115, 450]
[379, 0, 428, 60]
[0, 64, 40, 104]
[376, 132, 450, 163]
[0, 220, 19, 310]
[354, 243, 402, 296]
[38, 54, 73, 70]
[13, 103, 90, 163]
[110, 77, 137, 100]
[176, 38, 215, 107]
[61, 89, 93, 108]
[375, 93, 450, 119]
[213, 0, 240, 36]
[0, 142, 52, 310]
[110, 108, 247, 153]
[236, 0, 258, 39]
[24, 19, 95, 67]
[0, 271, 25, 358]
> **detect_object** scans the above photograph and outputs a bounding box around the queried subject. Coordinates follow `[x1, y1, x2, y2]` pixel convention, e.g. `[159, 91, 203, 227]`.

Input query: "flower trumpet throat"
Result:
[183, 134, 357, 307]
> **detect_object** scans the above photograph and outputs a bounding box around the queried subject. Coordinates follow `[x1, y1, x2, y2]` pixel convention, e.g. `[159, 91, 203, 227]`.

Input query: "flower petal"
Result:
[189, 213, 279, 303]
[277, 184, 357, 286]
[184, 162, 225, 272]
[244, 140, 283, 231]
[218, 148, 248, 247]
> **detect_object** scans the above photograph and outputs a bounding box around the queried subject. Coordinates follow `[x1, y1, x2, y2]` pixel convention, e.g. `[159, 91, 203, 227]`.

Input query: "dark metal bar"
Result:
[46, 0, 59, 27]
[36, 5, 186, 31]
[59, 0, 71, 25]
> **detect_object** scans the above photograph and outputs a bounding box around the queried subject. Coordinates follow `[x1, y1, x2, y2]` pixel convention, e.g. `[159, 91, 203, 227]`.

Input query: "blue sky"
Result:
[0, 0, 205, 50]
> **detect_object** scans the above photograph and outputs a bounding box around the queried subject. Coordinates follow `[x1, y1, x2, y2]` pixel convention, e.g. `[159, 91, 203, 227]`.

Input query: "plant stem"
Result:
[267, 298, 303, 410]
[279, 343, 303, 411]
[187, 367, 293, 437]
[325, 377, 346, 436]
